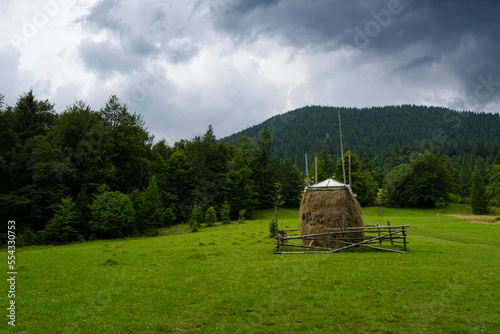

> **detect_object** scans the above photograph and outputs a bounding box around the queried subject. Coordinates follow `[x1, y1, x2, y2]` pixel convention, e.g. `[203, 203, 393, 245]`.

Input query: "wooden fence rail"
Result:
[275, 223, 409, 254]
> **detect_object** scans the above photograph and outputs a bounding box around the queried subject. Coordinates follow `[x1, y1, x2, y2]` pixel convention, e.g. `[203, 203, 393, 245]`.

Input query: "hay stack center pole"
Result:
[349, 154, 352, 191]
[338, 110, 346, 184]
[305, 153, 309, 186]
[315, 156, 318, 184]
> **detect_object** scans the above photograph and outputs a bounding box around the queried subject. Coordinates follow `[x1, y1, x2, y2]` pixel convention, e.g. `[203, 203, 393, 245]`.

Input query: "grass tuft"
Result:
[101, 258, 120, 266]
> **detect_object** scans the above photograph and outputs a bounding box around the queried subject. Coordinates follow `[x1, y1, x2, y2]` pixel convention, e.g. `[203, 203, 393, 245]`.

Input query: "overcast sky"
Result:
[1, 0, 499, 143]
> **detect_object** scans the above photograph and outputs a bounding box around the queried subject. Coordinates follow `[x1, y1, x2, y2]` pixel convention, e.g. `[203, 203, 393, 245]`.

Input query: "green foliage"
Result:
[44, 196, 81, 244]
[2, 90, 499, 244]
[17, 228, 39, 247]
[101, 95, 151, 193]
[279, 159, 304, 207]
[223, 147, 257, 219]
[334, 152, 378, 206]
[238, 209, 246, 223]
[470, 164, 489, 214]
[318, 141, 334, 181]
[269, 218, 277, 238]
[205, 206, 217, 227]
[222, 105, 500, 174]
[189, 204, 203, 232]
[90, 191, 135, 239]
[486, 165, 500, 207]
[220, 202, 231, 224]
[383, 153, 452, 208]
[252, 126, 279, 208]
[135, 176, 175, 233]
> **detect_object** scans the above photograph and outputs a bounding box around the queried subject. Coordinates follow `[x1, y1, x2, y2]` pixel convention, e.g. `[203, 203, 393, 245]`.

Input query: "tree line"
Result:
[304, 140, 498, 213]
[224, 104, 500, 212]
[0, 91, 304, 245]
[1, 92, 498, 245]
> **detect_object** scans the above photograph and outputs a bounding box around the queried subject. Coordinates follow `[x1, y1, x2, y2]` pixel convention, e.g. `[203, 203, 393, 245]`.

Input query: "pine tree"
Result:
[136, 176, 175, 232]
[279, 159, 304, 207]
[205, 206, 217, 227]
[318, 141, 334, 181]
[252, 126, 279, 208]
[470, 164, 489, 214]
[221, 202, 231, 224]
[189, 204, 203, 232]
[44, 196, 80, 244]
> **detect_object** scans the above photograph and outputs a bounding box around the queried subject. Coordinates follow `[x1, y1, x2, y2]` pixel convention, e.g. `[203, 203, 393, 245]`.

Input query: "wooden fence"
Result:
[275, 222, 409, 254]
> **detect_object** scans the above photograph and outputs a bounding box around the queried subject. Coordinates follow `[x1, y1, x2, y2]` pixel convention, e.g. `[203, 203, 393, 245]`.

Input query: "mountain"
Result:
[221, 105, 500, 167]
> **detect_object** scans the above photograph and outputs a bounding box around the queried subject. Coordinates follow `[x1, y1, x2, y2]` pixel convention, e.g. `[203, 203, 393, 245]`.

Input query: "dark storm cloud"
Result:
[394, 55, 441, 72]
[78, 39, 145, 74]
[79, 0, 202, 74]
[211, 0, 500, 110]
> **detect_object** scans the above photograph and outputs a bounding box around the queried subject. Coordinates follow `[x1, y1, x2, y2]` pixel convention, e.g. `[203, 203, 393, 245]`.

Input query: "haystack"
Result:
[300, 179, 364, 248]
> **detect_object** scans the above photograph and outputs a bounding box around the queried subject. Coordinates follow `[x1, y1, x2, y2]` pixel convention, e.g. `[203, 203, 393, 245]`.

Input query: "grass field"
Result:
[5, 205, 500, 333]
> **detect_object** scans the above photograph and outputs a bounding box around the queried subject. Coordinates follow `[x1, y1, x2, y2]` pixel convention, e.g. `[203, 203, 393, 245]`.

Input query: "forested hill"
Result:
[222, 105, 500, 166]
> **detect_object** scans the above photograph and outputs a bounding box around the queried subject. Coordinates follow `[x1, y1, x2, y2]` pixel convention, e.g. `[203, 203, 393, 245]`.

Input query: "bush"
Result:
[189, 204, 203, 232]
[17, 228, 39, 246]
[269, 219, 277, 238]
[44, 196, 80, 244]
[90, 191, 135, 239]
[382, 153, 451, 208]
[238, 209, 246, 224]
[134, 176, 175, 233]
[221, 202, 231, 224]
[205, 206, 217, 227]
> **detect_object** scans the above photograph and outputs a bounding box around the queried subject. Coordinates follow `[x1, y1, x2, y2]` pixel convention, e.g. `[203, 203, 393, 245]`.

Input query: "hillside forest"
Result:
[1, 91, 499, 245]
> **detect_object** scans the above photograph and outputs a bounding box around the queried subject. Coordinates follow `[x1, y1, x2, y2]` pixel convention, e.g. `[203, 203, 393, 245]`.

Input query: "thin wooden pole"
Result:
[342, 208, 347, 241]
[338, 110, 346, 184]
[349, 154, 352, 190]
[388, 221, 393, 246]
[275, 205, 279, 237]
[315, 156, 318, 184]
[275, 205, 279, 249]
[305, 153, 309, 186]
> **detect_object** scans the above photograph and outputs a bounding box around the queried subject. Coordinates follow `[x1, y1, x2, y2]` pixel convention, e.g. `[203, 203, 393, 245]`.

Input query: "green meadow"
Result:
[5, 206, 500, 333]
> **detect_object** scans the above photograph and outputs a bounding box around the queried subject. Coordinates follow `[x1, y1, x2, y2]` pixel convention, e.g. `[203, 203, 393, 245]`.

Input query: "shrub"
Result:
[205, 206, 217, 227]
[238, 209, 246, 224]
[221, 202, 231, 224]
[269, 219, 277, 238]
[382, 153, 451, 208]
[134, 176, 175, 233]
[189, 204, 203, 232]
[90, 191, 135, 239]
[17, 228, 39, 246]
[44, 196, 80, 244]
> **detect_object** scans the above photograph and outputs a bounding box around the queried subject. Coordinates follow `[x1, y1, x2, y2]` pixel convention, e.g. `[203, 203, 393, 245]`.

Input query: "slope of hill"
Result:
[222, 105, 500, 165]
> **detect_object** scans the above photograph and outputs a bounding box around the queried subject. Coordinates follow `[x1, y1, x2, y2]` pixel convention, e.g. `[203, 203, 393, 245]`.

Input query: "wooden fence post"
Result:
[342, 208, 347, 241]
[387, 221, 393, 246]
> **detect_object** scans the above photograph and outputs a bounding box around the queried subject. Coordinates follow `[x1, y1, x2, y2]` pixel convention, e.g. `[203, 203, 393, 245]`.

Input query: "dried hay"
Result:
[300, 188, 364, 248]
[439, 214, 500, 225]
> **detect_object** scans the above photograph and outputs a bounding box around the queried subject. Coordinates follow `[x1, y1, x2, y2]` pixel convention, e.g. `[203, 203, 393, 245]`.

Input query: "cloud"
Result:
[0, 45, 37, 105]
[1, 0, 499, 146]
[210, 0, 500, 112]
[394, 55, 441, 72]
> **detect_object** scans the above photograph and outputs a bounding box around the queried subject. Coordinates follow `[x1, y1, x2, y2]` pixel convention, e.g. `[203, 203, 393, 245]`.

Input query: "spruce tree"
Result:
[318, 141, 334, 181]
[221, 202, 231, 224]
[205, 206, 217, 227]
[470, 164, 489, 214]
[252, 126, 279, 208]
